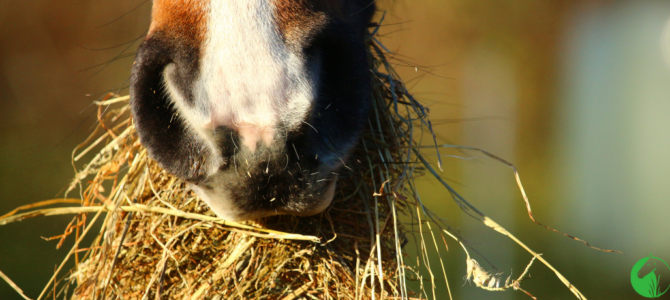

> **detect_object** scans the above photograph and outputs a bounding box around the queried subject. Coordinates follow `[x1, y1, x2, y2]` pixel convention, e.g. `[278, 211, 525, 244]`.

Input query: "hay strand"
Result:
[0, 205, 320, 242]
[0, 269, 32, 300]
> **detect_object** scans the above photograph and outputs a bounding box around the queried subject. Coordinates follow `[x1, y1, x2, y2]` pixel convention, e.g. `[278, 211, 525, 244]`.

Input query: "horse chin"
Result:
[280, 179, 337, 217]
[189, 177, 338, 222]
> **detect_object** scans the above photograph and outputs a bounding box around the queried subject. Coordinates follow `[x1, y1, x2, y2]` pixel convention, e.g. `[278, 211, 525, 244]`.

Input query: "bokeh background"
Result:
[1, 0, 669, 299]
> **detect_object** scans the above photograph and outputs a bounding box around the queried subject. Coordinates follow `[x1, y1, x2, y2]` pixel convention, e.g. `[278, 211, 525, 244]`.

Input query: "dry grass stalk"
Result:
[0, 269, 32, 300]
[0, 26, 597, 300]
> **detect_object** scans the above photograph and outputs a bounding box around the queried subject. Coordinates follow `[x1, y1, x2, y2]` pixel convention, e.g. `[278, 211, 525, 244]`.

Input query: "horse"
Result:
[130, 0, 376, 221]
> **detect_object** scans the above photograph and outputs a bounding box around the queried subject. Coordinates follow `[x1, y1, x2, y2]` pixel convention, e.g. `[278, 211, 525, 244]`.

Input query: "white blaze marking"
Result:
[164, 0, 316, 163]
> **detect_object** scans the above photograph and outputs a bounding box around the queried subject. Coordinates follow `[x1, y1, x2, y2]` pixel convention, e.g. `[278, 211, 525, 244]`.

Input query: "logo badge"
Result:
[631, 255, 670, 298]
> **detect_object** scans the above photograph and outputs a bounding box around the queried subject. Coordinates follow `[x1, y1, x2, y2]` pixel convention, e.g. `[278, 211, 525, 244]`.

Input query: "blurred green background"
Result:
[1, 0, 669, 299]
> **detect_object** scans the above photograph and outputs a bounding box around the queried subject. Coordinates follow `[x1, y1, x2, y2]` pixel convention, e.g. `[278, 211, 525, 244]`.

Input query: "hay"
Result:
[0, 25, 598, 300]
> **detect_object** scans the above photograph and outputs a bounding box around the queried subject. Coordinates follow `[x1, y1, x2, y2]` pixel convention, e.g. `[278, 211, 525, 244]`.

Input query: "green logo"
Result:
[631, 255, 670, 298]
